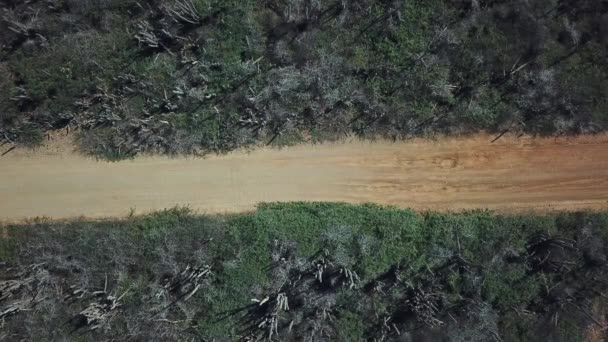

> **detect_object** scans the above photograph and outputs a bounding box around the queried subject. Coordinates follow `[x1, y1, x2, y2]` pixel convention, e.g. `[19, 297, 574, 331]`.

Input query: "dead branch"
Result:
[164, 0, 201, 25]
[69, 288, 130, 332]
[134, 21, 160, 49]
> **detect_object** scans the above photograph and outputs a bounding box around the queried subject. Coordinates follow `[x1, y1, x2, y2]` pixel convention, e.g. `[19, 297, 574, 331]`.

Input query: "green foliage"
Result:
[75, 128, 134, 161]
[0, 227, 18, 263]
[334, 310, 365, 341]
[555, 317, 585, 342]
[10, 30, 132, 106]
[482, 267, 541, 310]
[14, 123, 44, 146]
[372, 0, 441, 67]
[496, 311, 537, 342]
[131, 54, 178, 84]
[2, 204, 607, 340]
[2, 0, 608, 155]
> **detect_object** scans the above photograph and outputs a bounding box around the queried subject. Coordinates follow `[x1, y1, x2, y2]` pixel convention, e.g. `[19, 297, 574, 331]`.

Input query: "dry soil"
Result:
[1, 133, 607, 220]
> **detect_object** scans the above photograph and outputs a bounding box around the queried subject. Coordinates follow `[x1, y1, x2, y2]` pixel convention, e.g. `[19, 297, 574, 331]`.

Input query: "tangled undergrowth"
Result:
[1, 203, 607, 340]
[1, 0, 607, 159]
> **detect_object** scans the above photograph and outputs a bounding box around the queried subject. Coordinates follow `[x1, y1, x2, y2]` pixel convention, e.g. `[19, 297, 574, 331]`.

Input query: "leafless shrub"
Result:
[134, 20, 161, 49]
[65, 0, 114, 14]
[404, 282, 445, 327]
[449, 300, 502, 342]
[2, 8, 40, 37]
[68, 289, 130, 333]
[278, 0, 323, 21]
[245, 292, 291, 340]
[562, 18, 580, 45]
[10, 86, 31, 106]
[164, 0, 201, 26]
[0, 263, 50, 320]
[526, 232, 578, 273]
[310, 248, 360, 289]
[161, 264, 211, 301]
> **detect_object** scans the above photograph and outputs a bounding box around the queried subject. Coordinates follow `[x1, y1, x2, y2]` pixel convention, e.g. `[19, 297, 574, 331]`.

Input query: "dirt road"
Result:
[1, 133, 607, 220]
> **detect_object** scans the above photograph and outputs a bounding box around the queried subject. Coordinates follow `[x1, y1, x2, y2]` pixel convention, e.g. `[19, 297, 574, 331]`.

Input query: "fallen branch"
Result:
[1, 146, 15, 156]
[165, 0, 201, 25]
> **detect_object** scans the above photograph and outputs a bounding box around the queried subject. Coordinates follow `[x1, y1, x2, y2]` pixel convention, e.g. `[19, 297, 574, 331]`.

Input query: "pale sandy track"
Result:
[1, 133, 607, 220]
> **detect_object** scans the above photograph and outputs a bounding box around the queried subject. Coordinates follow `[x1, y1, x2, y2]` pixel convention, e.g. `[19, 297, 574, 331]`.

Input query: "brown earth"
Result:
[1, 132, 607, 220]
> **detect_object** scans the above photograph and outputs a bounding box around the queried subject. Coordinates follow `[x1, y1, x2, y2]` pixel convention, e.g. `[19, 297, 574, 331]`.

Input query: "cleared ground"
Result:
[1, 133, 607, 220]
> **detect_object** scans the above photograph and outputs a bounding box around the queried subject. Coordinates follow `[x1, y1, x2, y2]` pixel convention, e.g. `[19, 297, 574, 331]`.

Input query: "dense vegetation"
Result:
[1, 0, 607, 158]
[1, 203, 607, 340]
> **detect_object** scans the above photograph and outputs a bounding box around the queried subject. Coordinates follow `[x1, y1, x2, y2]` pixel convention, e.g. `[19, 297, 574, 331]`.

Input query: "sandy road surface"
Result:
[1, 133, 607, 220]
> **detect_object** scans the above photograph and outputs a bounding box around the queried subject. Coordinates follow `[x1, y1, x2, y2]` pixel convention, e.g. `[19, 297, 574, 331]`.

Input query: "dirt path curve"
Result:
[1, 133, 607, 220]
